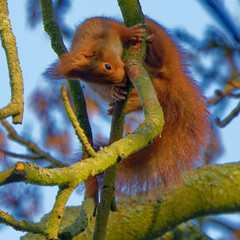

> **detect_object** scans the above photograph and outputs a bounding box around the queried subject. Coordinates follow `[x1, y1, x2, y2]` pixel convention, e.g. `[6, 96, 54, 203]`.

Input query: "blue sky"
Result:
[0, 0, 240, 239]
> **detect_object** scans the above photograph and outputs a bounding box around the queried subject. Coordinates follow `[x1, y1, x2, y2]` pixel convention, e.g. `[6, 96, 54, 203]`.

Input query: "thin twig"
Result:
[61, 83, 96, 157]
[0, 149, 47, 160]
[0, 209, 45, 234]
[216, 101, 240, 127]
[208, 76, 240, 105]
[1, 119, 66, 167]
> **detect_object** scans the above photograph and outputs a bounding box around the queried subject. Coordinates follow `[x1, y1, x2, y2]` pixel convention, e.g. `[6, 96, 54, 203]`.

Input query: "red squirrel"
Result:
[49, 17, 211, 194]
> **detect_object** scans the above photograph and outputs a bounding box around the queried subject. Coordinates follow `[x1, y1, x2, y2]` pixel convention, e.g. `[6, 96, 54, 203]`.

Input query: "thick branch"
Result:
[0, 0, 24, 123]
[0, 91, 164, 186]
[22, 162, 240, 239]
[0, 163, 25, 184]
[0, 77, 164, 186]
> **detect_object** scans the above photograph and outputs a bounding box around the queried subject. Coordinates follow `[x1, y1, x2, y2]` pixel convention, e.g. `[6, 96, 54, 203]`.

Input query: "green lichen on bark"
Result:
[0, 0, 24, 123]
[39, 0, 92, 141]
[45, 185, 77, 239]
[118, 0, 145, 27]
[21, 163, 240, 239]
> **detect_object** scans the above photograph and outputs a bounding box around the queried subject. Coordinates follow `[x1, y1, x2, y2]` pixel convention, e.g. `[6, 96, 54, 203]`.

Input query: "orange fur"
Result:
[49, 17, 211, 194]
[117, 18, 210, 193]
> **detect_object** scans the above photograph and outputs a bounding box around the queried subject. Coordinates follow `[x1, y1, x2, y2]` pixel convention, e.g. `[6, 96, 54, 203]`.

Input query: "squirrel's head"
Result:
[46, 47, 126, 85]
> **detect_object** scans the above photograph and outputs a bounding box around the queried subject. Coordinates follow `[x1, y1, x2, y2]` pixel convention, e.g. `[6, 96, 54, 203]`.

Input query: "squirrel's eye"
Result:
[105, 64, 112, 70]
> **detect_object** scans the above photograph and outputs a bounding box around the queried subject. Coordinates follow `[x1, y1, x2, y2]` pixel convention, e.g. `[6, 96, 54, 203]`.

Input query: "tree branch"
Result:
[59, 199, 95, 240]
[39, 0, 96, 207]
[207, 76, 240, 105]
[93, 80, 132, 239]
[1, 119, 65, 168]
[39, 0, 92, 141]
[0, 163, 25, 185]
[0, 77, 164, 186]
[61, 83, 95, 157]
[21, 162, 240, 239]
[0, 149, 50, 160]
[45, 184, 76, 239]
[0, 210, 45, 235]
[0, 0, 24, 123]
[93, 0, 151, 238]
[216, 100, 240, 127]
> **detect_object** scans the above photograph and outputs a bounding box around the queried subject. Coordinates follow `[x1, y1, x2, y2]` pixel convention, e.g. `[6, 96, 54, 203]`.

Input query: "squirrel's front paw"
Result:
[113, 85, 127, 101]
[107, 85, 127, 115]
[128, 23, 145, 42]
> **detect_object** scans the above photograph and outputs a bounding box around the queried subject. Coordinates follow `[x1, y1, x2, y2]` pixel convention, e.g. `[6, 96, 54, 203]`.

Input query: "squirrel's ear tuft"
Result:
[43, 60, 65, 80]
[43, 52, 72, 80]
[44, 51, 93, 80]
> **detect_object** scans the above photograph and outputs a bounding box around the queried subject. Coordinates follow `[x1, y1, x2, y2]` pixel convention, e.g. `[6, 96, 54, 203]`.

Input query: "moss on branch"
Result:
[21, 162, 240, 239]
[45, 185, 77, 239]
[0, 209, 45, 235]
[93, 0, 161, 238]
[39, 0, 92, 142]
[0, 0, 24, 123]
[0, 98, 163, 187]
[61, 83, 96, 157]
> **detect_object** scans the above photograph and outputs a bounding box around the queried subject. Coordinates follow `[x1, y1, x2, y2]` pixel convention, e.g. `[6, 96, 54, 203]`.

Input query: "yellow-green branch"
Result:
[0, 101, 161, 185]
[0, 209, 45, 234]
[59, 199, 95, 239]
[45, 184, 76, 239]
[0, 0, 24, 124]
[22, 162, 240, 239]
[93, 0, 151, 239]
[61, 83, 96, 157]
